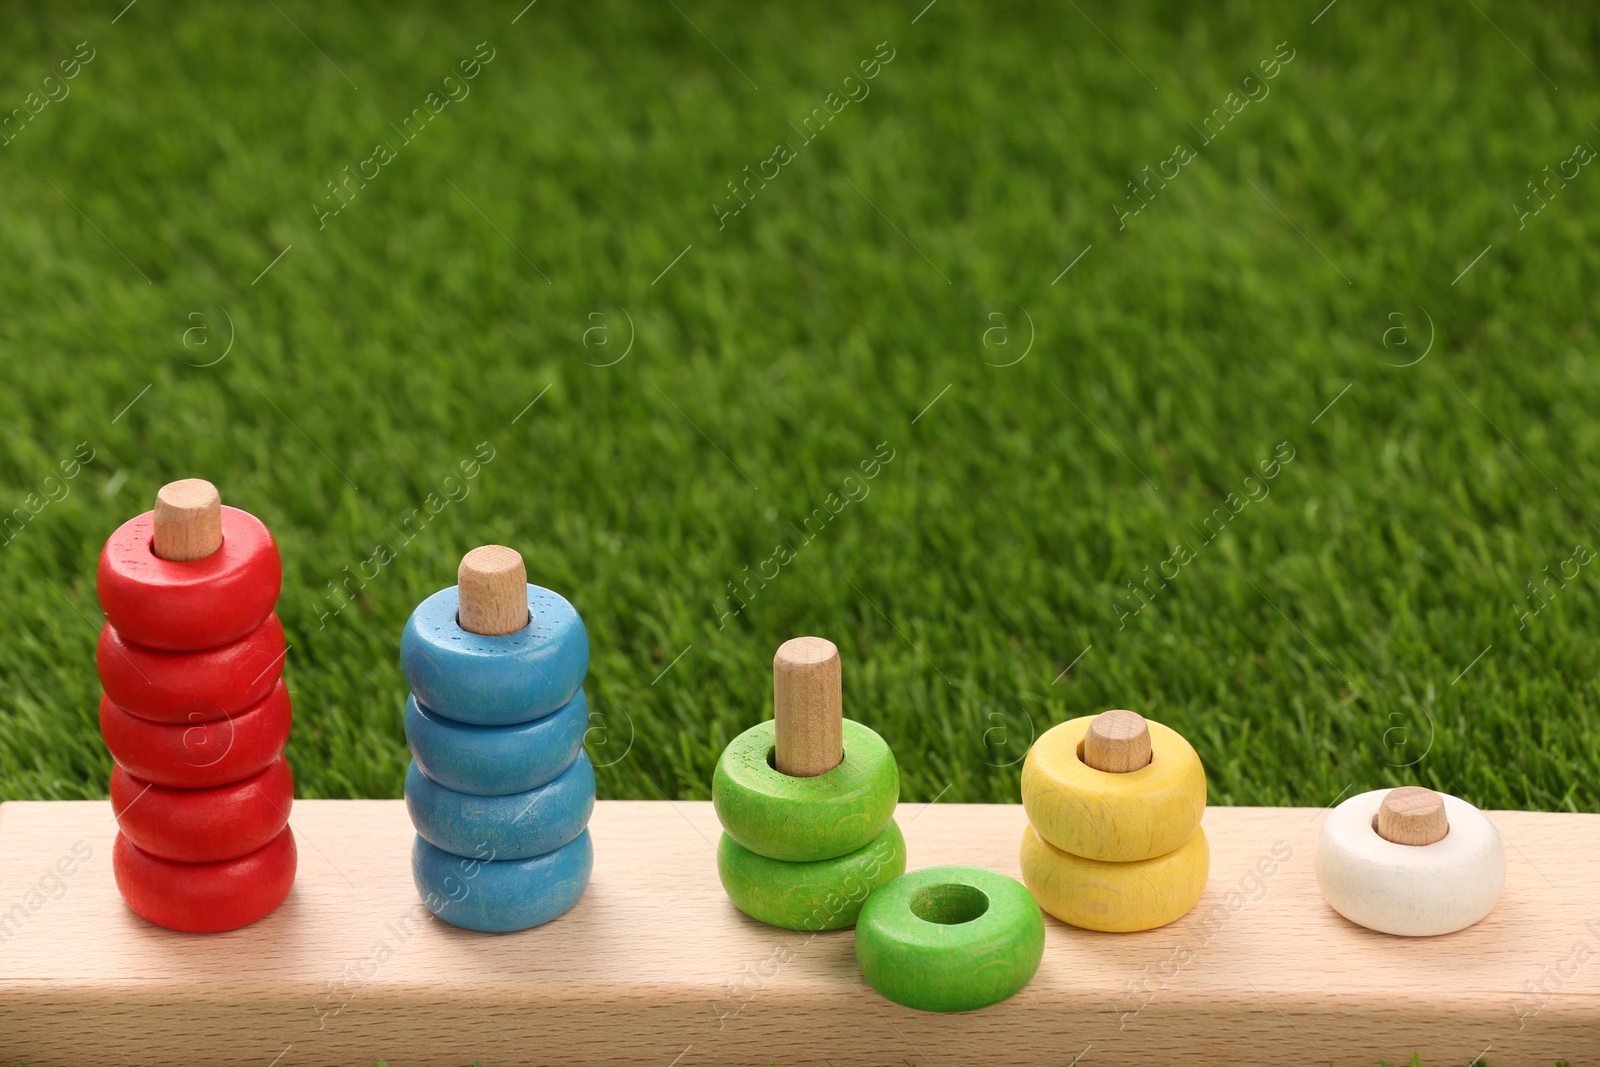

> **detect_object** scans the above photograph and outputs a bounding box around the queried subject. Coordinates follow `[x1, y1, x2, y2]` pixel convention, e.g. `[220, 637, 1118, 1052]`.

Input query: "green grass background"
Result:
[1, 0, 1596, 813]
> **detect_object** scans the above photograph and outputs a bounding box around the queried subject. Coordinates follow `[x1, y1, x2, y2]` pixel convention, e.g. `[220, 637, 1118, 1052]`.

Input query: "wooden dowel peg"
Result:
[1376, 786, 1449, 846]
[773, 636, 843, 777]
[457, 545, 530, 636]
[1081, 709, 1153, 773]
[152, 479, 223, 562]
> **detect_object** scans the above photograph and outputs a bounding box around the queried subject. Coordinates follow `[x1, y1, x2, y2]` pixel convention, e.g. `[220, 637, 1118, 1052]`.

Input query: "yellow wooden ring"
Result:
[1020, 715, 1206, 862]
[1020, 823, 1209, 932]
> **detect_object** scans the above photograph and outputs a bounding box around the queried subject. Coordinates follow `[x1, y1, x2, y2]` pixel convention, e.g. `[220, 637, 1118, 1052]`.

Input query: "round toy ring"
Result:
[1315, 788, 1505, 936]
[413, 828, 593, 933]
[405, 753, 595, 861]
[1020, 822, 1209, 932]
[717, 819, 906, 931]
[401, 584, 588, 726]
[713, 718, 899, 862]
[405, 689, 588, 796]
[110, 758, 293, 863]
[98, 613, 286, 723]
[855, 865, 1045, 1013]
[100, 680, 292, 789]
[1021, 715, 1206, 862]
[113, 826, 296, 932]
[97, 507, 282, 651]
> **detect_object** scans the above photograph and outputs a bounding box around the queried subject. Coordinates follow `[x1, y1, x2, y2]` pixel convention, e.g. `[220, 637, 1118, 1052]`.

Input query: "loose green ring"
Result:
[855, 865, 1045, 1012]
[713, 718, 899, 862]
[717, 819, 906, 931]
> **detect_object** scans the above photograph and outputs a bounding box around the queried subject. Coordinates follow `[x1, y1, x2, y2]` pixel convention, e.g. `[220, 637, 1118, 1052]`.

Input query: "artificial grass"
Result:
[0, 0, 1596, 814]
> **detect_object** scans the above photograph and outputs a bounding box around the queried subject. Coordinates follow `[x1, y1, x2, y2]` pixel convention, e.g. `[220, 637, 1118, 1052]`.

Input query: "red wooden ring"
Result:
[100, 681, 292, 789]
[98, 613, 286, 723]
[113, 828, 297, 933]
[97, 506, 282, 651]
[110, 758, 293, 863]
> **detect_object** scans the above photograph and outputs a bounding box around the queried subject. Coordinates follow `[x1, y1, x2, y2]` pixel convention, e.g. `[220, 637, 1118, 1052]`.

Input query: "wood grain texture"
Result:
[1082, 709, 1152, 773]
[0, 799, 1595, 1066]
[151, 478, 222, 562]
[773, 636, 843, 777]
[456, 545, 530, 637]
[1379, 785, 1450, 846]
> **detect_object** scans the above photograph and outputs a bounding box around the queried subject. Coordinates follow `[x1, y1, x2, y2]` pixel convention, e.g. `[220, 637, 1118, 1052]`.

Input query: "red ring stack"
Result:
[95, 479, 297, 932]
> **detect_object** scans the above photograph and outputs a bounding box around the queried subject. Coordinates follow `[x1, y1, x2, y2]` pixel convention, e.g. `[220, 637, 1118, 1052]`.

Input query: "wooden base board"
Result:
[0, 799, 1595, 1066]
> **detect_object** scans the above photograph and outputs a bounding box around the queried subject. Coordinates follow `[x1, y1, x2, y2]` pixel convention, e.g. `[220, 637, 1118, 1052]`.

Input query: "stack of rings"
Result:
[1315, 788, 1506, 936]
[95, 505, 297, 933]
[1018, 715, 1209, 932]
[400, 583, 595, 933]
[712, 719, 905, 930]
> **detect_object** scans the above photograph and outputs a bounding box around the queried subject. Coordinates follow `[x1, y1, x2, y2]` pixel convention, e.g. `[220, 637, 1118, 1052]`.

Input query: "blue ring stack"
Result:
[399, 551, 595, 932]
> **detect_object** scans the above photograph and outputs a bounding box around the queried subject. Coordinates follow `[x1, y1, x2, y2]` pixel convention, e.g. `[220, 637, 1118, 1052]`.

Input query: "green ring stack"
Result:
[713, 719, 906, 929]
[710, 638, 906, 930]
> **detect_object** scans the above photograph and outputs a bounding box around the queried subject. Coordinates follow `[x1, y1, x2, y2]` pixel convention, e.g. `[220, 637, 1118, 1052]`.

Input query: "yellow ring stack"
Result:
[1019, 711, 1209, 932]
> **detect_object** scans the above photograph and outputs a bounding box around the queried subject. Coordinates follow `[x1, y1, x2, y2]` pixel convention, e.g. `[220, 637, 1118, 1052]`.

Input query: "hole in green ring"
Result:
[764, 744, 847, 772]
[908, 883, 989, 925]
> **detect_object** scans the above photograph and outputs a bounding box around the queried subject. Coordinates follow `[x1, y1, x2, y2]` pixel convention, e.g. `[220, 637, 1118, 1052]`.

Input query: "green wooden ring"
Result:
[717, 819, 906, 931]
[855, 865, 1045, 1013]
[713, 718, 899, 862]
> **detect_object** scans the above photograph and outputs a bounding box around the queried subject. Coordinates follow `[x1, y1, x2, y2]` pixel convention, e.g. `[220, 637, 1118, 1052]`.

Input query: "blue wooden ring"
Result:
[400, 584, 588, 726]
[406, 689, 589, 796]
[412, 829, 592, 933]
[405, 753, 595, 861]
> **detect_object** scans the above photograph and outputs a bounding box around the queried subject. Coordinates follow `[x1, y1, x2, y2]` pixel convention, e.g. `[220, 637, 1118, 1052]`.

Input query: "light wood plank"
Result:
[0, 799, 1594, 1065]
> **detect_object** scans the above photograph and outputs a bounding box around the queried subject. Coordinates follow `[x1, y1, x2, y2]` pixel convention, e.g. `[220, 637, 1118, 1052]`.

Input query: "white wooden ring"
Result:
[1314, 788, 1505, 936]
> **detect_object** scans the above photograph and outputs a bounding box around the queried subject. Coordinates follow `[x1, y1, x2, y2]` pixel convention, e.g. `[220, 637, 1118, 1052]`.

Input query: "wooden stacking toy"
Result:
[1315, 785, 1506, 936]
[96, 479, 297, 932]
[1018, 709, 1208, 931]
[712, 636, 905, 930]
[400, 545, 594, 932]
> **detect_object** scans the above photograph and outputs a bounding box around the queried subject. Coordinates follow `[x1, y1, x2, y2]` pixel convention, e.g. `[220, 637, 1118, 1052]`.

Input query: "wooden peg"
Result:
[1081, 709, 1153, 773]
[1376, 786, 1449, 846]
[152, 479, 223, 562]
[773, 636, 843, 777]
[457, 545, 529, 636]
